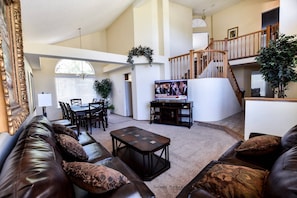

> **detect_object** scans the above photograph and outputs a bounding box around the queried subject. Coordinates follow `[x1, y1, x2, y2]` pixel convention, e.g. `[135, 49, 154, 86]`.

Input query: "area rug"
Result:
[90, 114, 238, 198]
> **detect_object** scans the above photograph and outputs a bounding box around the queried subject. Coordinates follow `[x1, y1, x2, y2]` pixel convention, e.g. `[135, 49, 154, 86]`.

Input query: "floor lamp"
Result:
[37, 93, 52, 117]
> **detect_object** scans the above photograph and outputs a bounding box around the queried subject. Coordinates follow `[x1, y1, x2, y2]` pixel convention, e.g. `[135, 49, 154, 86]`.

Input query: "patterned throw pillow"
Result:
[52, 123, 78, 140]
[192, 163, 269, 198]
[235, 135, 281, 156]
[56, 134, 88, 161]
[62, 161, 130, 194]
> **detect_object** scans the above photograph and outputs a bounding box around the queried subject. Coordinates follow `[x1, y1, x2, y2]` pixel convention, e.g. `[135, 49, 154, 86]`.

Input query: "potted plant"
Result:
[256, 34, 297, 98]
[93, 78, 112, 99]
[93, 78, 114, 112]
[127, 45, 153, 69]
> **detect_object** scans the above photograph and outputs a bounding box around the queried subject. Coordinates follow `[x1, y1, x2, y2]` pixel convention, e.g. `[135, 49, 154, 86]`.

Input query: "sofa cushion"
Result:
[264, 146, 297, 197]
[192, 163, 269, 198]
[0, 135, 74, 198]
[62, 161, 130, 194]
[235, 135, 281, 156]
[83, 142, 112, 163]
[281, 124, 297, 150]
[56, 134, 88, 161]
[53, 123, 78, 140]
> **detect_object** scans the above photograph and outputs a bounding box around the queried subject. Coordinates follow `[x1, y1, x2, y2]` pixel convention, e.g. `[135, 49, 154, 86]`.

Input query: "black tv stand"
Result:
[150, 101, 193, 128]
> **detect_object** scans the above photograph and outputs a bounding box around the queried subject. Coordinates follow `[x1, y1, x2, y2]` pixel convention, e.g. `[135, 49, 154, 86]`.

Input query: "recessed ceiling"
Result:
[20, 0, 243, 44]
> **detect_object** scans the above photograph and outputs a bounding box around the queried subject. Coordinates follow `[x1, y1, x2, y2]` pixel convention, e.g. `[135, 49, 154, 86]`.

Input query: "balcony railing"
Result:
[168, 23, 279, 105]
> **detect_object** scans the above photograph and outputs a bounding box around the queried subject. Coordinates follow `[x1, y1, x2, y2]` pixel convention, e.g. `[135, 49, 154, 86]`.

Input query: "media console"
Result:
[150, 101, 193, 128]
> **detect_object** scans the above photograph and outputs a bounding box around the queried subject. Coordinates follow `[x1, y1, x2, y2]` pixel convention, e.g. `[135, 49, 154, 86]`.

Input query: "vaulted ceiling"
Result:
[21, 0, 243, 44]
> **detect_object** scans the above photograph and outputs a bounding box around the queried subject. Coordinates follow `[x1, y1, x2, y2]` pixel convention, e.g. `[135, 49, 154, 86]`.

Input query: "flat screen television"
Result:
[154, 79, 188, 101]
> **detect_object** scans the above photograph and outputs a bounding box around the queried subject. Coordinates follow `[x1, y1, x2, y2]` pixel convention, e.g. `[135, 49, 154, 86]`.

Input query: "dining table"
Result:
[70, 104, 91, 134]
[70, 103, 104, 134]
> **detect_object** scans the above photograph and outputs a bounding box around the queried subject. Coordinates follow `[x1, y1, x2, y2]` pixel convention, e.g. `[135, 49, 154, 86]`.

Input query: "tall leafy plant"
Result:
[93, 78, 112, 99]
[256, 34, 297, 98]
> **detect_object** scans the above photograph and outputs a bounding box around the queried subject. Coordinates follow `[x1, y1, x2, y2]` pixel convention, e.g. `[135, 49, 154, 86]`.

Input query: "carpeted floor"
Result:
[90, 114, 239, 198]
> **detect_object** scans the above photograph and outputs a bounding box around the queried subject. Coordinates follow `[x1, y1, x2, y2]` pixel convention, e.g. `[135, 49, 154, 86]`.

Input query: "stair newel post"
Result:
[189, 49, 194, 79]
[266, 25, 271, 47]
[223, 51, 228, 78]
[197, 52, 202, 77]
[224, 38, 228, 51]
[209, 38, 214, 49]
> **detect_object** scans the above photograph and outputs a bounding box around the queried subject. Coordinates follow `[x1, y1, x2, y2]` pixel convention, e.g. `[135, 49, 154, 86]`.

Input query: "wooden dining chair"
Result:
[87, 102, 105, 134]
[70, 98, 82, 106]
[101, 100, 109, 128]
[52, 101, 73, 127]
[59, 101, 68, 120]
[66, 103, 76, 125]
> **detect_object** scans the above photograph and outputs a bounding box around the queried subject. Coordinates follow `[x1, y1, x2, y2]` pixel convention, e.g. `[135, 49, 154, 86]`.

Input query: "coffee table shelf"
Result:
[110, 126, 170, 181]
[116, 146, 170, 181]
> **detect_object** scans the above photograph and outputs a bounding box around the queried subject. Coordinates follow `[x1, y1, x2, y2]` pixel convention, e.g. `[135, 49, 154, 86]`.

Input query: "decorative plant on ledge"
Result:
[256, 34, 297, 98]
[127, 45, 153, 69]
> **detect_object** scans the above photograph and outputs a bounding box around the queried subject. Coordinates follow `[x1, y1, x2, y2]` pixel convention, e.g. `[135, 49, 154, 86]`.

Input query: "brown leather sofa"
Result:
[0, 115, 154, 198]
[177, 125, 297, 198]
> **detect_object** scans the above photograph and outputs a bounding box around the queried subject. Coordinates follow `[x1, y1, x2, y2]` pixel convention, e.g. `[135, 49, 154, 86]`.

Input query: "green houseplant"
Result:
[127, 45, 153, 69]
[256, 34, 297, 98]
[93, 78, 112, 99]
[93, 78, 114, 111]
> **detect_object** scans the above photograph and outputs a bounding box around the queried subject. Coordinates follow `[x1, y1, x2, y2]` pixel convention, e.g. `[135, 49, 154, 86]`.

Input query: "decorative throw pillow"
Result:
[56, 134, 88, 161]
[192, 163, 269, 198]
[62, 161, 130, 194]
[281, 124, 297, 150]
[52, 123, 78, 140]
[235, 135, 281, 156]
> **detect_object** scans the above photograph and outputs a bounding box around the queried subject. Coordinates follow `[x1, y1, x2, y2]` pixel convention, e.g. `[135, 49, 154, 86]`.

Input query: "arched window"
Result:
[55, 59, 95, 75]
[55, 59, 97, 105]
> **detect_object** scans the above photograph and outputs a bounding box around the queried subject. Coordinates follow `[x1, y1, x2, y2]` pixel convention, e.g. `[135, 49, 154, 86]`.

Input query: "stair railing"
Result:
[168, 24, 278, 105]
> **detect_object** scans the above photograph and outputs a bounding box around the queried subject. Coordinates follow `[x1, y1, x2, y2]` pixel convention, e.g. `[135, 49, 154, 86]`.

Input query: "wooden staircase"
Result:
[168, 23, 279, 106]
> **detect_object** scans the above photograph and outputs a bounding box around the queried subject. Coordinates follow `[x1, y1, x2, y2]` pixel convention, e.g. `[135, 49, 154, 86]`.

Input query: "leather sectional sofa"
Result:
[177, 125, 297, 198]
[0, 115, 154, 198]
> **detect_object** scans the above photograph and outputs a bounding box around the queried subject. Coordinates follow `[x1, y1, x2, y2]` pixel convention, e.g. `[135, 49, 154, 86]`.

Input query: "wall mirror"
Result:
[0, 0, 29, 135]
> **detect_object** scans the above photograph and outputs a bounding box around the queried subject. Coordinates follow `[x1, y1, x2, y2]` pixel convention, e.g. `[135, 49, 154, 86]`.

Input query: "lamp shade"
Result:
[38, 93, 52, 107]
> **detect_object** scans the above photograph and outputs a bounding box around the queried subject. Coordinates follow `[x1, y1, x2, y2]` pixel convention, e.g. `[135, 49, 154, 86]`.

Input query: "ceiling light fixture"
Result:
[202, 9, 206, 20]
[77, 27, 87, 79]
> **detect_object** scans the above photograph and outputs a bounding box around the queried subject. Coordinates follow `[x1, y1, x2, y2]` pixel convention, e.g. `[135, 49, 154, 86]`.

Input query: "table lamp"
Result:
[38, 93, 52, 117]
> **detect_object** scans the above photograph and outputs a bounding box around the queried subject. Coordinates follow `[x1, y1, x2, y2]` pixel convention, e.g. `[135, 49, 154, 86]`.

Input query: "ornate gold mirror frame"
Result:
[0, 0, 29, 135]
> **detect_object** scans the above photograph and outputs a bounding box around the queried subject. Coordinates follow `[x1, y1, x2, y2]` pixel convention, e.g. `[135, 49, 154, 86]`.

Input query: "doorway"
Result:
[124, 73, 133, 117]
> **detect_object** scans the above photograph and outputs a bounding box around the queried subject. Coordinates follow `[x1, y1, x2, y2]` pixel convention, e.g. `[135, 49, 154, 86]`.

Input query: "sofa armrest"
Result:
[176, 160, 219, 198]
[249, 132, 281, 139]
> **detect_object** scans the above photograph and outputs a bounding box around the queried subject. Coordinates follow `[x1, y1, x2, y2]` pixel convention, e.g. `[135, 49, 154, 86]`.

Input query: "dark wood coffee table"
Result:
[110, 126, 170, 181]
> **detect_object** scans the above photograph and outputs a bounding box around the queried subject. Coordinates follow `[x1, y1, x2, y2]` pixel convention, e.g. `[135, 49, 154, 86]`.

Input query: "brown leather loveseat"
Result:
[0, 115, 154, 198]
[177, 125, 297, 198]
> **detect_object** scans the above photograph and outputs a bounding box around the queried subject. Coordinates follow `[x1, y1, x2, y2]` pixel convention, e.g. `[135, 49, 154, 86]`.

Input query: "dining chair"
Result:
[92, 98, 100, 102]
[51, 101, 73, 127]
[101, 100, 108, 128]
[87, 102, 105, 134]
[66, 103, 76, 125]
[59, 101, 68, 120]
[70, 98, 82, 106]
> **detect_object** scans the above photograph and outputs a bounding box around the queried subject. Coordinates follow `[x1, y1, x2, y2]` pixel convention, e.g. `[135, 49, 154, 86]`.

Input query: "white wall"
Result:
[106, 5, 134, 55]
[132, 59, 161, 120]
[169, 2, 192, 57]
[280, 0, 297, 98]
[280, 0, 297, 36]
[245, 99, 297, 139]
[109, 66, 132, 116]
[188, 78, 242, 122]
[212, 0, 279, 40]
